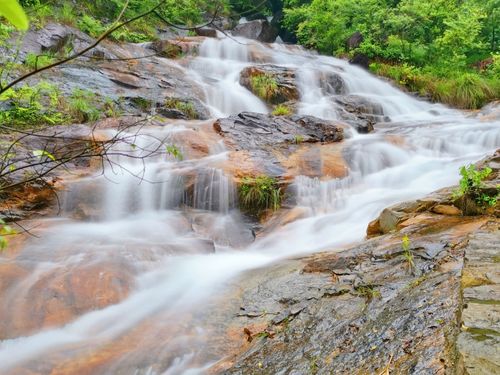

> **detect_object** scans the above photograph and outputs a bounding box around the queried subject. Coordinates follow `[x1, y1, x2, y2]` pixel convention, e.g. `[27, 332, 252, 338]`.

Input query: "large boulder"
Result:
[240, 65, 299, 104]
[336, 94, 387, 133]
[213, 112, 347, 183]
[232, 19, 279, 43]
[214, 112, 344, 150]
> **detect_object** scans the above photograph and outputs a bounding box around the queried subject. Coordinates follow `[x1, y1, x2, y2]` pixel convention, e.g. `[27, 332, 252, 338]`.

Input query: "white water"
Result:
[1, 37, 499, 374]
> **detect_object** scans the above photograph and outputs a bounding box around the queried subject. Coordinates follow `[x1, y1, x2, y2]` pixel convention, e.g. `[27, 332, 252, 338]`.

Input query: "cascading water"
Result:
[1, 36, 499, 375]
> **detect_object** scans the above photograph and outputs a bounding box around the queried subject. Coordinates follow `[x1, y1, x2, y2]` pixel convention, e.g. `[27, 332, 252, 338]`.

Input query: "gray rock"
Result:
[232, 20, 278, 43]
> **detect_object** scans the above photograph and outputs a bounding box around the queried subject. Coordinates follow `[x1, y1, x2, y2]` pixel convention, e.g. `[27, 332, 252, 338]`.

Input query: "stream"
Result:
[0, 36, 499, 374]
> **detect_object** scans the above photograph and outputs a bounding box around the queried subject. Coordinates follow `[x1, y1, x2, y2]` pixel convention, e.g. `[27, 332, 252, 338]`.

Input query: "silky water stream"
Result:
[0, 37, 499, 374]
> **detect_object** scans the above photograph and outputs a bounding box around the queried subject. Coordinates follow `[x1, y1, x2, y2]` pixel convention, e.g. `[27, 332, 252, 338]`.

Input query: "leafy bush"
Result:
[78, 15, 106, 38]
[0, 82, 68, 127]
[239, 175, 282, 213]
[24, 52, 56, 70]
[453, 165, 498, 207]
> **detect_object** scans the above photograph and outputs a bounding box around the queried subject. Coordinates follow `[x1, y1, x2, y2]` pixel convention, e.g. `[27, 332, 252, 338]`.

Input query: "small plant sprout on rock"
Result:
[402, 234, 415, 273]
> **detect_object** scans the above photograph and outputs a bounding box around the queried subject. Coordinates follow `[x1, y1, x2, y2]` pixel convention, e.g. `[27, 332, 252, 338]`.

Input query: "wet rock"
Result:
[149, 40, 183, 58]
[214, 113, 347, 190]
[335, 95, 388, 133]
[20, 23, 98, 58]
[349, 52, 370, 69]
[214, 112, 344, 150]
[240, 65, 299, 105]
[457, 225, 500, 374]
[157, 96, 210, 120]
[0, 261, 133, 338]
[232, 20, 278, 43]
[220, 212, 496, 374]
[320, 71, 346, 95]
[346, 31, 363, 50]
[189, 211, 255, 248]
[195, 27, 218, 38]
[432, 204, 462, 216]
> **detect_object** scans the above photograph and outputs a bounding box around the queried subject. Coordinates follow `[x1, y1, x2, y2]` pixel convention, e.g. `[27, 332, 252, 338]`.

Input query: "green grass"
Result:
[250, 74, 279, 102]
[165, 98, 197, 119]
[239, 175, 282, 214]
[68, 89, 101, 123]
[369, 62, 499, 110]
[272, 104, 291, 116]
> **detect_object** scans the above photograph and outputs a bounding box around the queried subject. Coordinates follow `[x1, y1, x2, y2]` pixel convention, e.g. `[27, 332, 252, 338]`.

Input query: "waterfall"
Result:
[1, 35, 499, 375]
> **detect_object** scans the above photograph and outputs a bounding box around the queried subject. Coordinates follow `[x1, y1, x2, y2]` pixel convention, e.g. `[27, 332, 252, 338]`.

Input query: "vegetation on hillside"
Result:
[280, 0, 499, 109]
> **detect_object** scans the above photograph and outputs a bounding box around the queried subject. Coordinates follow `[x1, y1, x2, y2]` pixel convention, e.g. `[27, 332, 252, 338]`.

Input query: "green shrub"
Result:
[0, 82, 68, 127]
[452, 74, 495, 109]
[272, 104, 291, 116]
[57, 2, 77, 26]
[68, 89, 101, 123]
[239, 175, 282, 213]
[78, 15, 106, 38]
[24, 52, 56, 70]
[453, 165, 498, 207]
[250, 74, 279, 102]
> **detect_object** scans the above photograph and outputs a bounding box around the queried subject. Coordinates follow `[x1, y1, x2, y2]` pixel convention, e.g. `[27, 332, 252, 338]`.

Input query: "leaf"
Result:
[0, 0, 29, 31]
[33, 149, 56, 161]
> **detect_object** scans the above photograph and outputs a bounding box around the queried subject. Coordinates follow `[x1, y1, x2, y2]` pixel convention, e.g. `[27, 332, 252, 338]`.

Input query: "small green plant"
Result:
[293, 135, 304, 144]
[250, 74, 279, 102]
[77, 15, 106, 38]
[272, 104, 291, 116]
[239, 175, 282, 213]
[355, 285, 381, 300]
[0, 219, 16, 250]
[67, 89, 101, 123]
[453, 165, 498, 207]
[165, 98, 197, 119]
[57, 2, 77, 26]
[166, 145, 183, 161]
[402, 234, 415, 272]
[24, 52, 56, 70]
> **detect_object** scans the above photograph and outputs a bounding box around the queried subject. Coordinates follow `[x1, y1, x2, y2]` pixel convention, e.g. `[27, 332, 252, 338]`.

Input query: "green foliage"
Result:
[293, 135, 304, 144]
[272, 104, 291, 116]
[67, 89, 101, 123]
[24, 52, 56, 70]
[402, 234, 415, 273]
[355, 285, 381, 300]
[370, 62, 499, 109]
[283, 0, 500, 109]
[453, 165, 498, 207]
[166, 144, 183, 161]
[0, 219, 16, 250]
[239, 175, 282, 213]
[56, 2, 77, 26]
[0, 81, 117, 128]
[250, 74, 279, 102]
[78, 15, 106, 38]
[0, 0, 29, 30]
[165, 98, 197, 119]
[0, 81, 68, 127]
